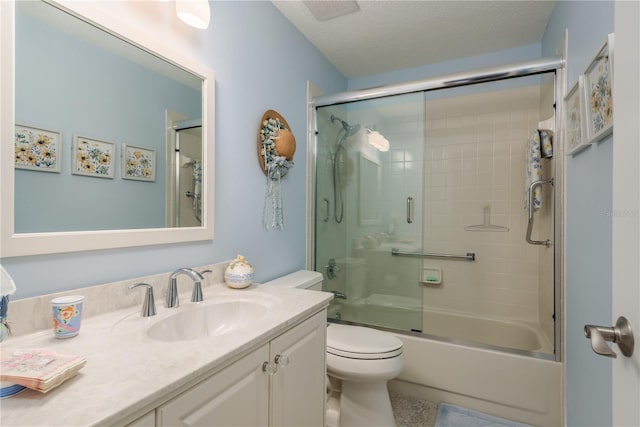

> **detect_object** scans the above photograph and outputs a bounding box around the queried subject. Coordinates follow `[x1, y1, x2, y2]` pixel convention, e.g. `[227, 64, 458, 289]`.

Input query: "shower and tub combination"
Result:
[309, 58, 564, 425]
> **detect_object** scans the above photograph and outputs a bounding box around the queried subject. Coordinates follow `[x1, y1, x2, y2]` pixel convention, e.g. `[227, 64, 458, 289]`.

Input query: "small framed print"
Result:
[565, 76, 589, 156]
[14, 124, 62, 173]
[122, 144, 156, 182]
[583, 37, 614, 144]
[71, 135, 116, 178]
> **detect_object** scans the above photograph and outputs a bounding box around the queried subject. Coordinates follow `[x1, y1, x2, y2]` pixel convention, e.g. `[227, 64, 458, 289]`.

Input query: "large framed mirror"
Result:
[0, 1, 215, 257]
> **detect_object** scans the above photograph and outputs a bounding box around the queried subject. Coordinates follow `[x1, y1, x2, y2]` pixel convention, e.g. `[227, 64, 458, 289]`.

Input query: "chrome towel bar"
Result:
[391, 248, 475, 261]
[526, 179, 554, 247]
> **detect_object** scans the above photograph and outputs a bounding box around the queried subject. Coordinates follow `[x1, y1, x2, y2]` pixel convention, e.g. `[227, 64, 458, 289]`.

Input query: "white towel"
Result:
[525, 131, 543, 210]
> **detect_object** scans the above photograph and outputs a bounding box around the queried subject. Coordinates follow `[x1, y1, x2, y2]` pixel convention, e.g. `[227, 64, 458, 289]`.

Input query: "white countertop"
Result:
[1, 283, 332, 426]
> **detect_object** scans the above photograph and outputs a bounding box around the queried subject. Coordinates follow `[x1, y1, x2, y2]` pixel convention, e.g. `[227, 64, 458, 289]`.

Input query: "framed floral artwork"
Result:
[122, 144, 156, 181]
[564, 76, 589, 156]
[583, 36, 614, 144]
[71, 135, 116, 178]
[14, 124, 62, 172]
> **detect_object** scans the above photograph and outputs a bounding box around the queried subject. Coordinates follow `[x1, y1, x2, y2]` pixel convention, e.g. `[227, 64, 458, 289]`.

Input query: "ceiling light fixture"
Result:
[367, 128, 389, 152]
[176, 0, 210, 30]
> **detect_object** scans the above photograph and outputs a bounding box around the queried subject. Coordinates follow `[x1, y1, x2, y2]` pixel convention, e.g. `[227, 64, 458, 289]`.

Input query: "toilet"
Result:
[264, 270, 405, 427]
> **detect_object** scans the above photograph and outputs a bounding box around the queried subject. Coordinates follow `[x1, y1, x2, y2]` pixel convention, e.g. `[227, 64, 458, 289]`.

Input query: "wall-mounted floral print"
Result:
[583, 35, 614, 144]
[122, 144, 156, 182]
[14, 124, 62, 173]
[564, 76, 589, 156]
[71, 135, 115, 179]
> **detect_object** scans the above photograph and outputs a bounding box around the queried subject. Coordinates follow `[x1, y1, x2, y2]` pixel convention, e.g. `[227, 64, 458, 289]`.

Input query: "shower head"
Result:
[331, 114, 361, 138]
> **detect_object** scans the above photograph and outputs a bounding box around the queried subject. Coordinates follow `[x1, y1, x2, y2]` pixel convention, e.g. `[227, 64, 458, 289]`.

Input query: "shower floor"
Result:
[390, 391, 438, 427]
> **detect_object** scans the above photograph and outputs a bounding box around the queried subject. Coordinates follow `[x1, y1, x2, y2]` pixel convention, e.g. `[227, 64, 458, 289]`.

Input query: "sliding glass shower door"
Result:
[314, 73, 558, 357]
[315, 93, 425, 333]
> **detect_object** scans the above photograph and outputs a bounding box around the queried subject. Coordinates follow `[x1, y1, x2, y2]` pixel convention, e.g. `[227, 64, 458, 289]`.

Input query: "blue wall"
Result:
[15, 9, 201, 232]
[542, 2, 614, 426]
[3, 1, 347, 299]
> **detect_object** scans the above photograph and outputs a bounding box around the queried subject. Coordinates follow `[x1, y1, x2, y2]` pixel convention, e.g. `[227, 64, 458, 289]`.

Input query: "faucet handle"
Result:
[192, 281, 204, 303]
[129, 283, 157, 317]
[191, 269, 207, 303]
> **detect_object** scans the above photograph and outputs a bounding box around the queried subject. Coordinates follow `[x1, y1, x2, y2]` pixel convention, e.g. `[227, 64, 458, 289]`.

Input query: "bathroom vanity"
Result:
[153, 311, 326, 426]
[0, 278, 331, 426]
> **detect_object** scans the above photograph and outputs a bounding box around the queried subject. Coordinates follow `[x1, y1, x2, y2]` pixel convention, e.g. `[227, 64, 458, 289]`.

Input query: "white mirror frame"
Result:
[0, 1, 215, 257]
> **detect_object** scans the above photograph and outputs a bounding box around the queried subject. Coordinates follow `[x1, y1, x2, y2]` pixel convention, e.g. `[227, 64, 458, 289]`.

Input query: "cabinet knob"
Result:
[274, 354, 289, 367]
[262, 362, 277, 375]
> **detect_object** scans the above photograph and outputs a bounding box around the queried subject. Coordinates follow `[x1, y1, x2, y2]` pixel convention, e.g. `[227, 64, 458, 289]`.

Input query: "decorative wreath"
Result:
[257, 110, 296, 230]
[257, 110, 295, 179]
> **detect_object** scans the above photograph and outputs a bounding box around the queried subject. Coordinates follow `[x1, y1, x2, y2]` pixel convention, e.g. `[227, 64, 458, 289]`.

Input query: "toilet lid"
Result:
[327, 324, 403, 359]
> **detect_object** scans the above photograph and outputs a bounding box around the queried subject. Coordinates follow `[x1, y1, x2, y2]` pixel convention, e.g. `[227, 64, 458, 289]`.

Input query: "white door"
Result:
[611, 1, 640, 425]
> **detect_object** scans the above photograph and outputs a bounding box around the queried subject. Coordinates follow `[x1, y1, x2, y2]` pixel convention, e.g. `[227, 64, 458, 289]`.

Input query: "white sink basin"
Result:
[146, 300, 269, 342]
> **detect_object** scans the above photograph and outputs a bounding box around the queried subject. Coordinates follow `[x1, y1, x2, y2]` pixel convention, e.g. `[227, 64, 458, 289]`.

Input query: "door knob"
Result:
[584, 316, 634, 358]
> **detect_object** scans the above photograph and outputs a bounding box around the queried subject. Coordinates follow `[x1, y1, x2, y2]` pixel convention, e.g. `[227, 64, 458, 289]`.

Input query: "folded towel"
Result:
[525, 130, 543, 210]
[1, 348, 86, 393]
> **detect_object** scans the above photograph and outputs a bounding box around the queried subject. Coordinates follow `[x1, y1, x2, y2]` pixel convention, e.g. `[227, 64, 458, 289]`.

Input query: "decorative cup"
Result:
[51, 295, 84, 338]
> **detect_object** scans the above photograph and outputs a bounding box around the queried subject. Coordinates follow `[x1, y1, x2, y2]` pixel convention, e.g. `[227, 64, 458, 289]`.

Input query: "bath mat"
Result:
[435, 404, 532, 427]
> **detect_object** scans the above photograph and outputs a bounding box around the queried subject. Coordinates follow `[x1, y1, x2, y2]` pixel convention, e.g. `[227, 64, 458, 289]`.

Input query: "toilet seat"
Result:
[327, 324, 403, 360]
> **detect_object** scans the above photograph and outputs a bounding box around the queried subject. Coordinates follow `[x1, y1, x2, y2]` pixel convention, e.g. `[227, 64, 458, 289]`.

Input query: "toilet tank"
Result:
[263, 270, 323, 290]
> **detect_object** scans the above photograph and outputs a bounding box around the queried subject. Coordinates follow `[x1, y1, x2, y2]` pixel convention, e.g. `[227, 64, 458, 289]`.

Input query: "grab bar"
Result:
[406, 197, 414, 224]
[527, 179, 553, 247]
[391, 248, 475, 261]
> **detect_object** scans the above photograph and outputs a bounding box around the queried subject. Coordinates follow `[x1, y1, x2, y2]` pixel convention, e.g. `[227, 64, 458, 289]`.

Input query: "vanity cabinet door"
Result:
[124, 410, 155, 427]
[270, 310, 326, 427]
[157, 344, 270, 426]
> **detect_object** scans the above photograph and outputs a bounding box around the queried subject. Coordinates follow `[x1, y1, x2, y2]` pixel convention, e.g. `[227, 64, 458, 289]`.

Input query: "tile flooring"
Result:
[390, 391, 439, 427]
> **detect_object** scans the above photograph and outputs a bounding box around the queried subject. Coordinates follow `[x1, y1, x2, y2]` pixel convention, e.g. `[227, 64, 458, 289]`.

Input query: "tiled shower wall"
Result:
[421, 85, 555, 326]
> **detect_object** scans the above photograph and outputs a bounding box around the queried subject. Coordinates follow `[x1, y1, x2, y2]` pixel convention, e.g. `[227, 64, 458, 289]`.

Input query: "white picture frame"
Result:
[71, 135, 116, 178]
[14, 124, 62, 173]
[122, 144, 156, 182]
[583, 36, 614, 144]
[565, 76, 589, 156]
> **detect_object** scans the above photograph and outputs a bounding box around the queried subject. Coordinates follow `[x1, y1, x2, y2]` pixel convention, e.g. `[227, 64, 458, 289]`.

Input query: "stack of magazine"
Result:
[0, 348, 86, 393]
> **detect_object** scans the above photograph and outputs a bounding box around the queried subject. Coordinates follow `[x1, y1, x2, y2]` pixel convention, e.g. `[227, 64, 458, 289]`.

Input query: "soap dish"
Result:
[421, 267, 442, 285]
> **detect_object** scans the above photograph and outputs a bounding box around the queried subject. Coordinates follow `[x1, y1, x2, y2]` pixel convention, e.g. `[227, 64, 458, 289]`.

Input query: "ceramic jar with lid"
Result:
[224, 255, 255, 289]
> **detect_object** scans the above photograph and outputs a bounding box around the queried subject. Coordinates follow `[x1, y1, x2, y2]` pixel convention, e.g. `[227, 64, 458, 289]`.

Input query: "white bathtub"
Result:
[334, 297, 553, 354]
[421, 309, 552, 353]
[330, 300, 562, 426]
[390, 332, 562, 426]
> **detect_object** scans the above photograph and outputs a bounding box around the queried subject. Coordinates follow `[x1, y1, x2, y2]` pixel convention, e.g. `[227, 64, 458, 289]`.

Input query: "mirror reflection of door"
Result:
[176, 125, 202, 227]
[165, 114, 203, 228]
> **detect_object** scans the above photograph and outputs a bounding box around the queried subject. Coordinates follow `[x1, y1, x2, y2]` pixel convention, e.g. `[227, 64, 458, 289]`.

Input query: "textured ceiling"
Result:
[272, 1, 556, 79]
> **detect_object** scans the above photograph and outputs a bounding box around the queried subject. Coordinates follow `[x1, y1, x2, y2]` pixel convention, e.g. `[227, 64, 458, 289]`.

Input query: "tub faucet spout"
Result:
[167, 268, 205, 308]
[329, 290, 347, 300]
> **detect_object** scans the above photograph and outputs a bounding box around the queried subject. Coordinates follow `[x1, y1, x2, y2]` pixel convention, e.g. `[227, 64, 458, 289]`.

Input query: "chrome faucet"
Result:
[129, 283, 157, 317]
[167, 268, 205, 308]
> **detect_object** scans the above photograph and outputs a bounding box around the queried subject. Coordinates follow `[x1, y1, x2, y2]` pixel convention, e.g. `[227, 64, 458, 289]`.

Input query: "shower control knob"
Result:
[325, 258, 340, 280]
